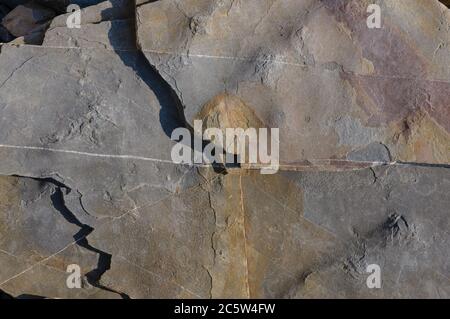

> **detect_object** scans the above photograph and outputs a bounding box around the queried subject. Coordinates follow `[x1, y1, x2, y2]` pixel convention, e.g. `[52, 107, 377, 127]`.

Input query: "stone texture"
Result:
[48, 0, 132, 28]
[136, 0, 450, 167]
[0, 0, 448, 299]
[43, 0, 134, 49]
[0, 40, 212, 297]
[2, 2, 55, 37]
[44, 19, 135, 49]
[0, 175, 121, 298]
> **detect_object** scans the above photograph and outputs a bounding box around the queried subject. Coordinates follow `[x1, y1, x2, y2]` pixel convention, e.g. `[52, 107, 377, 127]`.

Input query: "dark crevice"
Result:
[46, 179, 130, 299]
[104, 2, 188, 138]
[16, 293, 47, 299]
[11, 175, 130, 299]
[0, 288, 14, 299]
[369, 167, 378, 184]
[439, 0, 450, 8]
[105, 1, 232, 175]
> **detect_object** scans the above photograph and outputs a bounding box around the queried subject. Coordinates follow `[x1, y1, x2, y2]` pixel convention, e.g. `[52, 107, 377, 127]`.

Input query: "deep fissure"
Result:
[21, 175, 130, 299]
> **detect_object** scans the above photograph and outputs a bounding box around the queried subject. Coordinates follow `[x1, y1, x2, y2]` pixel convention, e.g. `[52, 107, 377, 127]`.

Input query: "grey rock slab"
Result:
[0, 41, 217, 297]
[0, 43, 193, 219]
[89, 165, 449, 298]
[0, 176, 121, 298]
[241, 165, 450, 298]
[1, 164, 448, 298]
[0, 0, 448, 299]
[44, 19, 135, 50]
[136, 0, 450, 166]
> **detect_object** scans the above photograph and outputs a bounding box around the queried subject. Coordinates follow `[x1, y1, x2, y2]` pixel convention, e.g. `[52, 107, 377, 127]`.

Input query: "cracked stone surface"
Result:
[137, 0, 450, 166]
[0, 0, 449, 299]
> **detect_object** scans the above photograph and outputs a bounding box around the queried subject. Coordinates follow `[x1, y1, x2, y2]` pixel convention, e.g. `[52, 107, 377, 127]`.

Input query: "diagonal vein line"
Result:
[117, 256, 205, 299]
[0, 241, 78, 287]
[0, 56, 34, 89]
[0, 171, 221, 288]
[0, 143, 175, 164]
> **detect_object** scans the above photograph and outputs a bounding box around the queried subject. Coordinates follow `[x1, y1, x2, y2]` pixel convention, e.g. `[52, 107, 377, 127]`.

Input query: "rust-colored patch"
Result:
[425, 80, 450, 133]
[389, 110, 450, 163]
[347, 75, 427, 126]
[196, 93, 265, 130]
[322, 0, 428, 77]
[345, 75, 450, 135]
[0, 176, 21, 241]
[324, 0, 449, 141]
[196, 93, 269, 164]
[207, 174, 250, 298]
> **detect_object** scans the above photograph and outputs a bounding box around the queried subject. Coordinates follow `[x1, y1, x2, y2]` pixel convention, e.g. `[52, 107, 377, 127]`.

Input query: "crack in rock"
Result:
[31, 176, 130, 299]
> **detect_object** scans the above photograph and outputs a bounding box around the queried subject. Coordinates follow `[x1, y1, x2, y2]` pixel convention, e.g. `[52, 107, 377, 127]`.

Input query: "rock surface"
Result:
[2, 3, 55, 37]
[0, 0, 448, 299]
[137, 0, 450, 166]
